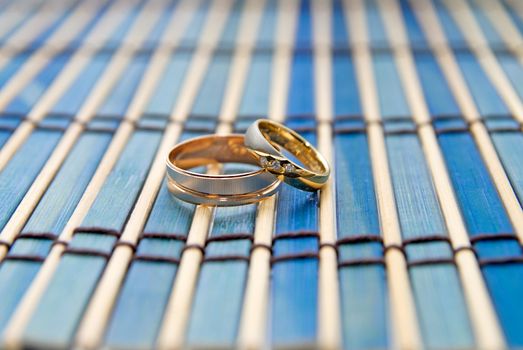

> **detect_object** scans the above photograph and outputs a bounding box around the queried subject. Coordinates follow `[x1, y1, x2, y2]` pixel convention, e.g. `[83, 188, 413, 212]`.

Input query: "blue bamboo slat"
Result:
[466, 0, 505, 49]
[4, 53, 70, 115]
[373, 52, 411, 119]
[365, 0, 389, 49]
[0, 235, 53, 332]
[186, 204, 256, 347]
[333, 53, 361, 117]
[437, 124, 513, 235]
[65, 1, 112, 51]
[141, 0, 177, 51]
[287, 52, 315, 117]
[0, 53, 31, 89]
[0, 128, 63, 231]
[103, 129, 198, 348]
[436, 119, 523, 346]
[0, 4, 42, 45]
[0, 116, 22, 147]
[217, 0, 243, 49]
[79, 130, 162, 231]
[26, 1, 79, 50]
[386, 134, 447, 237]
[104, 247, 183, 348]
[483, 117, 523, 209]
[432, 0, 468, 48]
[399, 0, 428, 49]
[0, 126, 114, 334]
[22, 129, 162, 347]
[177, 0, 211, 49]
[294, 0, 312, 50]
[238, 52, 272, 118]
[22, 128, 114, 235]
[143, 51, 192, 118]
[334, 128, 389, 350]
[102, 1, 145, 51]
[332, 0, 349, 49]
[104, 186, 195, 348]
[97, 53, 150, 118]
[255, 0, 276, 49]
[497, 53, 523, 103]
[190, 53, 232, 117]
[503, 1, 523, 36]
[490, 131, 523, 206]
[454, 50, 509, 117]
[235, 1, 275, 119]
[272, 127, 319, 346]
[334, 130, 379, 237]
[414, 52, 461, 117]
[50, 52, 113, 116]
[386, 132, 475, 348]
[271, 233, 318, 347]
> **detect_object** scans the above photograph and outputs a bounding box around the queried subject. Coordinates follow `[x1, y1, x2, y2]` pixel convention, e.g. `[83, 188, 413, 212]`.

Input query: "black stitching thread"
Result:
[134, 254, 180, 264]
[17, 232, 57, 240]
[402, 235, 451, 245]
[479, 256, 523, 266]
[271, 252, 319, 264]
[51, 239, 69, 248]
[408, 258, 455, 267]
[337, 234, 383, 245]
[204, 255, 250, 263]
[470, 233, 519, 243]
[113, 241, 137, 252]
[274, 231, 319, 240]
[250, 243, 273, 254]
[73, 227, 121, 238]
[63, 247, 111, 260]
[4, 255, 46, 262]
[181, 244, 205, 255]
[206, 233, 253, 243]
[141, 232, 187, 241]
[319, 242, 337, 250]
[338, 258, 385, 267]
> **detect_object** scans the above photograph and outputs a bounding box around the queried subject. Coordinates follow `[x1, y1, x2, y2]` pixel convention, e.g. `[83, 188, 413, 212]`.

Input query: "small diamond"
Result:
[267, 160, 284, 174]
[259, 156, 269, 167]
[284, 163, 295, 174]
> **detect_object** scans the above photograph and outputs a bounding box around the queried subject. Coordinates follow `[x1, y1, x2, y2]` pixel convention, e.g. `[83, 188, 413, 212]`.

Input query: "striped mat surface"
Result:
[1, 0, 523, 348]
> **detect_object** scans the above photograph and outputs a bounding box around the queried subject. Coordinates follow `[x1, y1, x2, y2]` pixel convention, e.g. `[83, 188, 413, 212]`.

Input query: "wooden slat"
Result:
[0, 1, 181, 346]
[0, 0, 119, 172]
[411, 0, 523, 244]
[0, 0, 170, 260]
[311, 0, 341, 349]
[268, 0, 299, 123]
[0, 0, 101, 112]
[72, 1, 204, 348]
[379, 0, 506, 347]
[345, 0, 423, 348]
[154, 1, 269, 348]
[236, 1, 298, 349]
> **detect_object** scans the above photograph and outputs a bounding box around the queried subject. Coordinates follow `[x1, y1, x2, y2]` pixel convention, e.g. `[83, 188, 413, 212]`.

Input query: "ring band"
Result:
[245, 119, 330, 191]
[166, 134, 281, 206]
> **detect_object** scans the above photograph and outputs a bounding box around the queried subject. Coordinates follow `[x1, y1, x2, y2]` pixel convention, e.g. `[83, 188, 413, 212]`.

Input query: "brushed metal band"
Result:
[166, 134, 280, 206]
[244, 119, 330, 191]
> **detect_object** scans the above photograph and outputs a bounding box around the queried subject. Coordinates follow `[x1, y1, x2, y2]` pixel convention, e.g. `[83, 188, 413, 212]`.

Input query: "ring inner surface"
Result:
[259, 122, 326, 173]
[170, 136, 260, 173]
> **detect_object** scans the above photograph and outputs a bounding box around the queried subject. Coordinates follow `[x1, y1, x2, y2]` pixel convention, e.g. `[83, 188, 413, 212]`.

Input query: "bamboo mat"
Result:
[1, 0, 523, 348]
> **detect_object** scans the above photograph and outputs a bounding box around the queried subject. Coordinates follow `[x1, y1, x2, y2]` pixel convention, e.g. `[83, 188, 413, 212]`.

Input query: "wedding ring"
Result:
[245, 119, 330, 191]
[166, 134, 281, 206]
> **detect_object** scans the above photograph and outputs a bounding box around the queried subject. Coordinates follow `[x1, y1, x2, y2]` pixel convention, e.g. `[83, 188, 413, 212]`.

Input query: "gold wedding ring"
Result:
[166, 134, 281, 206]
[245, 119, 330, 191]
